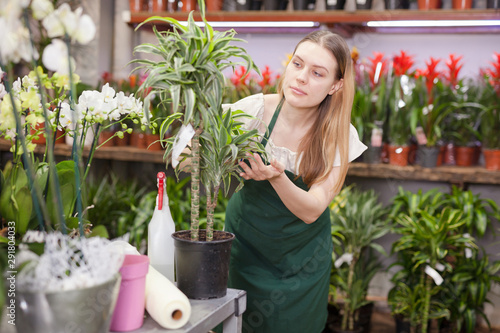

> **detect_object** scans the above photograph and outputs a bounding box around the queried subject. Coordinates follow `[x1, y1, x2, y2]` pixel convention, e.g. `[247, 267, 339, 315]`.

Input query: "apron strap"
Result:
[261, 97, 284, 147]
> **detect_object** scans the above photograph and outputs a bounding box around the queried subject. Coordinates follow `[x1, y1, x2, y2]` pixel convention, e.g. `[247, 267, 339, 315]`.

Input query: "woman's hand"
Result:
[238, 153, 285, 181]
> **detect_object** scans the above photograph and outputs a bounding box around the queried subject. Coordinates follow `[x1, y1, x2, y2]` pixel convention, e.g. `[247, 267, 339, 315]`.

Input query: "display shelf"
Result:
[2, 140, 499, 185]
[348, 162, 500, 186]
[126, 9, 500, 33]
[0, 139, 165, 164]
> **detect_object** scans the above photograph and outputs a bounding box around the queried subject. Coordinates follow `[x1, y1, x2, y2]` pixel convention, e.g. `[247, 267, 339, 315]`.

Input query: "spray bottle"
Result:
[148, 172, 175, 282]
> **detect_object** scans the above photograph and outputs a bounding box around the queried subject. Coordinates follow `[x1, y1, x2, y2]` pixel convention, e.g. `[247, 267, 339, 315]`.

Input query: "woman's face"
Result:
[282, 41, 342, 110]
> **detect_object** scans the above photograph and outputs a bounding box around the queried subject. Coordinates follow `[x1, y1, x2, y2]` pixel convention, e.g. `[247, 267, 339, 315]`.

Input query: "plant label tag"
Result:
[425, 265, 443, 286]
[415, 126, 427, 146]
[371, 128, 383, 147]
[334, 253, 353, 268]
[171, 124, 195, 168]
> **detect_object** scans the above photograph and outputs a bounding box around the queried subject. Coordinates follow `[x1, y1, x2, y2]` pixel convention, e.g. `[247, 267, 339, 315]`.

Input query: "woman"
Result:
[223, 31, 366, 333]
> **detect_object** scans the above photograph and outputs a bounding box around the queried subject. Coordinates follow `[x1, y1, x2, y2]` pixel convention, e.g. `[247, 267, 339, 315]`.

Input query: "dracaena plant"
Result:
[329, 185, 391, 331]
[132, 0, 264, 241]
[389, 188, 478, 333]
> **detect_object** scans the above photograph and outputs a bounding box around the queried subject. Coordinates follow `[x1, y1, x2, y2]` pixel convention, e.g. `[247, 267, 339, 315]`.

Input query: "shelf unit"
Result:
[3, 140, 499, 185]
[126, 9, 500, 33]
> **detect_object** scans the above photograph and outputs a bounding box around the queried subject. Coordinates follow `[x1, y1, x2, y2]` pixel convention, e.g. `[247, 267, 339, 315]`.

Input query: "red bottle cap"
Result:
[157, 172, 166, 210]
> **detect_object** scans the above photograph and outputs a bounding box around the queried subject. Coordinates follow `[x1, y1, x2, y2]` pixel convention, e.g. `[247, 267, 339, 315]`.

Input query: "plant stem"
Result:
[342, 253, 358, 331]
[206, 184, 219, 242]
[190, 129, 201, 241]
[421, 274, 432, 333]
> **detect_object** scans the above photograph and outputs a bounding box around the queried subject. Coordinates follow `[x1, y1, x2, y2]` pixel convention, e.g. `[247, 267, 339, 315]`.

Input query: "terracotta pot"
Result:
[148, 0, 167, 11]
[181, 0, 197, 11]
[206, 0, 223, 10]
[31, 124, 65, 145]
[417, 0, 441, 9]
[483, 149, 500, 171]
[388, 145, 410, 166]
[145, 133, 162, 151]
[115, 132, 131, 147]
[442, 142, 456, 165]
[129, 0, 144, 11]
[99, 131, 115, 147]
[130, 132, 147, 149]
[455, 146, 475, 166]
[452, 0, 472, 9]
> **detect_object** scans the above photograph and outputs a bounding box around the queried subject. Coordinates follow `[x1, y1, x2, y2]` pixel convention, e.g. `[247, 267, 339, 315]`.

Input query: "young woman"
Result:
[222, 30, 367, 333]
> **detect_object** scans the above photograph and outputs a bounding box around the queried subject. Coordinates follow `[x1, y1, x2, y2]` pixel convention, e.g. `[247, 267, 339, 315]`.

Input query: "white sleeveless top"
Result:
[223, 93, 367, 174]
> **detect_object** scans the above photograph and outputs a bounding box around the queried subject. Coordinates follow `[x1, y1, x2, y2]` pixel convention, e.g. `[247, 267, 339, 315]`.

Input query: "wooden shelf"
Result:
[0, 139, 165, 164]
[2, 140, 499, 185]
[348, 162, 500, 186]
[126, 9, 500, 33]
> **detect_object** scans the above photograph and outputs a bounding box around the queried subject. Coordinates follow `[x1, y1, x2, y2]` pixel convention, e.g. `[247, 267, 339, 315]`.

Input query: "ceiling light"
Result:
[366, 20, 500, 27]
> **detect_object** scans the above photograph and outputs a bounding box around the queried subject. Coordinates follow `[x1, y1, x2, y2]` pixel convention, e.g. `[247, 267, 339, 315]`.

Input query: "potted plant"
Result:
[352, 52, 389, 164]
[387, 51, 416, 166]
[478, 53, 500, 170]
[132, 1, 265, 299]
[0, 2, 149, 330]
[438, 248, 500, 333]
[411, 56, 454, 168]
[442, 80, 483, 167]
[388, 187, 476, 333]
[328, 185, 391, 332]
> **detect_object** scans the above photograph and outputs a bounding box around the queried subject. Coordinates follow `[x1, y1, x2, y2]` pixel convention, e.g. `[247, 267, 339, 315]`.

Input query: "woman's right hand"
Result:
[238, 153, 284, 181]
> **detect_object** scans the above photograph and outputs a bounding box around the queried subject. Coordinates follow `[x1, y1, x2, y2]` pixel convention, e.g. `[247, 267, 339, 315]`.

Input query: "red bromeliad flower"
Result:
[392, 51, 415, 76]
[443, 54, 463, 88]
[485, 52, 500, 94]
[258, 66, 274, 90]
[417, 57, 441, 104]
[367, 52, 389, 88]
[231, 66, 251, 88]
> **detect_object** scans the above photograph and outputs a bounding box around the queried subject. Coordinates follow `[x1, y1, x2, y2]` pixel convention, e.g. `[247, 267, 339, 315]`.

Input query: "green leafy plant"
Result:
[478, 77, 500, 149]
[329, 185, 391, 331]
[439, 248, 500, 333]
[389, 188, 478, 333]
[131, 0, 264, 241]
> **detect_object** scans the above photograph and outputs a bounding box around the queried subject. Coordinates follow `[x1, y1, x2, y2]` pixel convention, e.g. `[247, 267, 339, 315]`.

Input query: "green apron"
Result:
[225, 100, 333, 333]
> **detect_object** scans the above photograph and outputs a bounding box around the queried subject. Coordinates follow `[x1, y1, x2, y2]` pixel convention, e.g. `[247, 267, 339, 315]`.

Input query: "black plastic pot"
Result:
[173, 229, 235, 300]
[364, 146, 382, 164]
[355, 0, 373, 9]
[487, 0, 500, 7]
[293, 0, 314, 10]
[263, 0, 289, 9]
[394, 315, 411, 333]
[384, 0, 410, 9]
[417, 146, 440, 168]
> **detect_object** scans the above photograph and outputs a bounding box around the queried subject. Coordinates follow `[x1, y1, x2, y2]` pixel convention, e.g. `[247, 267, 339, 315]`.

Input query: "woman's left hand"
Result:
[238, 153, 284, 181]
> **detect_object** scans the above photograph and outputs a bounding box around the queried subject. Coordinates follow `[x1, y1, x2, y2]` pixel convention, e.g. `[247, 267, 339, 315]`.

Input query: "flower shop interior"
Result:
[1, 0, 500, 333]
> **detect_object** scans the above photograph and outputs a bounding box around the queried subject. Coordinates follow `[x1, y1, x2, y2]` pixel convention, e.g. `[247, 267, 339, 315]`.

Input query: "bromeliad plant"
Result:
[132, 0, 265, 241]
[479, 53, 500, 150]
[387, 51, 416, 146]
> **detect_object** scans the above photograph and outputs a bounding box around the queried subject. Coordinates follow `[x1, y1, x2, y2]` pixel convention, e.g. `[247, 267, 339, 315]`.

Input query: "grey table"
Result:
[127, 288, 247, 333]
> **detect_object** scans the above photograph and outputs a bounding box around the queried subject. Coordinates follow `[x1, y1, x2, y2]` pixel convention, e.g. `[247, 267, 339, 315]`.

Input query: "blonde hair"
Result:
[278, 31, 354, 193]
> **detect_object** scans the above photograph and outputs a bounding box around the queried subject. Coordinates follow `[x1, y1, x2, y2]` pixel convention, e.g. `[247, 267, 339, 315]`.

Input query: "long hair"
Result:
[278, 30, 354, 193]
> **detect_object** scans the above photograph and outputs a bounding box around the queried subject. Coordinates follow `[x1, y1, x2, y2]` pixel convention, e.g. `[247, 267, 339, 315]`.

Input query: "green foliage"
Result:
[388, 75, 415, 146]
[440, 249, 500, 333]
[330, 185, 390, 331]
[387, 186, 500, 333]
[478, 78, 500, 149]
[132, 1, 262, 241]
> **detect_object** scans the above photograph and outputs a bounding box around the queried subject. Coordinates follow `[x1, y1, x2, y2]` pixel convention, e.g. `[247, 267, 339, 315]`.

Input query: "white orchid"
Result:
[42, 3, 96, 45]
[42, 39, 76, 75]
[0, 82, 6, 100]
[31, 0, 54, 20]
